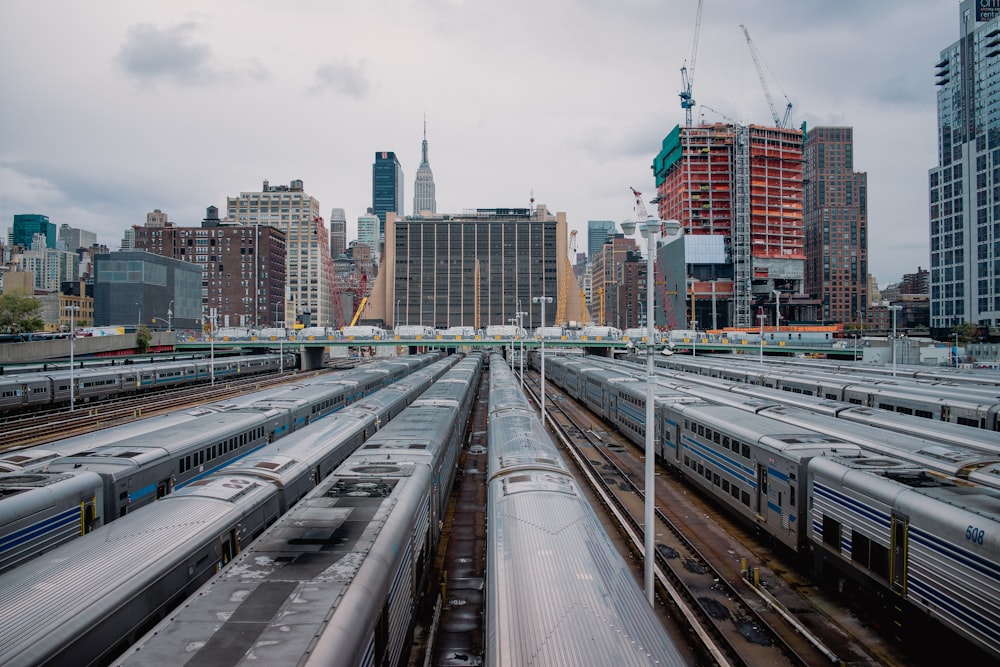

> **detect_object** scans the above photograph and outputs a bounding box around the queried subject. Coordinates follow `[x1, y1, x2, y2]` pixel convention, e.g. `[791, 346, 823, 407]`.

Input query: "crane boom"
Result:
[679, 0, 704, 127]
[740, 24, 792, 128]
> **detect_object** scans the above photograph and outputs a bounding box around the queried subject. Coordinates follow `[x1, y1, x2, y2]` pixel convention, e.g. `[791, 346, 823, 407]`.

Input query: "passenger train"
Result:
[540, 353, 1000, 660]
[656, 354, 1000, 430]
[0, 352, 297, 413]
[114, 353, 483, 667]
[0, 353, 443, 574]
[485, 355, 686, 665]
[0, 354, 462, 667]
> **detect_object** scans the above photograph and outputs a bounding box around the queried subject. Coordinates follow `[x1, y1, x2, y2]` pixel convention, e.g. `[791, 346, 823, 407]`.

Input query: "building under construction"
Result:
[652, 122, 806, 329]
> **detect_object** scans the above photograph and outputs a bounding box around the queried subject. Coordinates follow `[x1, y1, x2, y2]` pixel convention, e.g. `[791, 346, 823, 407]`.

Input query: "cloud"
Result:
[311, 58, 370, 99]
[117, 22, 270, 86]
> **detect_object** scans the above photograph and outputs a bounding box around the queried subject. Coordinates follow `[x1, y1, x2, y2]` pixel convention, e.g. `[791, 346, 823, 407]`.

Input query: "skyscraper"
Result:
[329, 208, 347, 259]
[803, 127, 868, 325]
[587, 220, 618, 260]
[373, 151, 404, 235]
[413, 120, 437, 215]
[930, 1, 1000, 331]
[357, 209, 380, 264]
[10, 214, 55, 249]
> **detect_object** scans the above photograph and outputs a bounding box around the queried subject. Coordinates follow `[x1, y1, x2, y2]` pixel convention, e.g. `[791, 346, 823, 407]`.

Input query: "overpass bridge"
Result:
[173, 335, 864, 369]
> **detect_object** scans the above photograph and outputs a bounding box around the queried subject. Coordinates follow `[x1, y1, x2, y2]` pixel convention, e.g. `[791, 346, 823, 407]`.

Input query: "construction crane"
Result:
[678, 0, 704, 127]
[739, 24, 792, 128]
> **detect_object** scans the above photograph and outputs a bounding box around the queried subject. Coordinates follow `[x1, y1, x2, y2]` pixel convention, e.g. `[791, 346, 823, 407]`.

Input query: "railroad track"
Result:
[522, 369, 883, 667]
[0, 368, 332, 451]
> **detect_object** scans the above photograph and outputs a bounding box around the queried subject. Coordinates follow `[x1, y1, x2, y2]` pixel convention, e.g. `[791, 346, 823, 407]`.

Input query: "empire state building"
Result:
[413, 120, 437, 215]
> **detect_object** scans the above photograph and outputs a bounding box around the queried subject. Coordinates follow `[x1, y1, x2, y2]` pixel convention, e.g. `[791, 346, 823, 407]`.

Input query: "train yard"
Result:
[0, 350, 997, 665]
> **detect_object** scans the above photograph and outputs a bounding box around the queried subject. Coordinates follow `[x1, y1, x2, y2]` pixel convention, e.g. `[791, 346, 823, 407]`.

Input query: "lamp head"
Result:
[620, 220, 637, 235]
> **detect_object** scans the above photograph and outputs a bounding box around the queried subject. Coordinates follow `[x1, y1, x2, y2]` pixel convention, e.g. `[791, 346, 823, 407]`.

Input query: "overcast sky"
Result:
[0, 0, 960, 286]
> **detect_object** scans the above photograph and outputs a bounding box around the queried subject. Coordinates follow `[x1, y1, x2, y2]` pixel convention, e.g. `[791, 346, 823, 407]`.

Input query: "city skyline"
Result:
[0, 1, 959, 286]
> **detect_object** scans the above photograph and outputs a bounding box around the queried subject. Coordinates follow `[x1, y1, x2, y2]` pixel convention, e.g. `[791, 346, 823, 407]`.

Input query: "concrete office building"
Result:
[366, 206, 586, 329]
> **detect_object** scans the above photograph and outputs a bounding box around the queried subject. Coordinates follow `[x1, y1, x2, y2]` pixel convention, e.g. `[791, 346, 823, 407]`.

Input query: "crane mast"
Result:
[678, 0, 704, 127]
[740, 23, 792, 128]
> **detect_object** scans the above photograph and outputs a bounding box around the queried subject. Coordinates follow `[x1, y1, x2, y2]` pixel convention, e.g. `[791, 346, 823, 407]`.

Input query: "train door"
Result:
[156, 477, 174, 499]
[80, 497, 99, 534]
[220, 528, 239, 566]
[890, 514, 908, 595]
[756, 463, 768, 519]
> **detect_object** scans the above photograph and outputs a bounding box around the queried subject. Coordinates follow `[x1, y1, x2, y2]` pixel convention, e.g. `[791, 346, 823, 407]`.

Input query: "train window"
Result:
[731, 485, 740, 500]
[723, 436, 730, 450]
[741, 444, 750, 458]
[697, 463, 704, 475]
[712, 431, 720, 444]
[713, 472, 720, 486]
[915, 409, 933, 419]
[697, 424, 705, 437]
[722, 479, 730, 492]
[822, 515, 841, 549]
[741, 491, 750, 507]
[789, 486, 795, 507]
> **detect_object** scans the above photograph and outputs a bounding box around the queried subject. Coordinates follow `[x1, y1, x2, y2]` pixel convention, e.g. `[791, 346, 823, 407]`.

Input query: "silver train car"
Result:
[485, 355, 686, 665]
[656, 354, 1000, 430]
[0, 473, 284, 667]
[0, 353, 297, 413]
[809, 455, 1000, 661]
[115, 353, 483, 667]
[0, 354, 444, 573]
[0, 355, 461, 667]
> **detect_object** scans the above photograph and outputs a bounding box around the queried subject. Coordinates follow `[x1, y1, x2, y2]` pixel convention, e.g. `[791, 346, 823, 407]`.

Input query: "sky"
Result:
[0, 0, 962, 287]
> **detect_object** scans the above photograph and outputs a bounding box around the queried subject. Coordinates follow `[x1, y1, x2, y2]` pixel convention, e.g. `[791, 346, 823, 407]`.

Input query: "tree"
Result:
[0, 293, 44, 334]
[136, 324, 152, 353]
[954, 321, 980, 344]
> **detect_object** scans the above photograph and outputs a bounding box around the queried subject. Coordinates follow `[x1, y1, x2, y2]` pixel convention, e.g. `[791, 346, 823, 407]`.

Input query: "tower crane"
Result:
[739, 24, 792, 128]
[678, 0, 704, 127]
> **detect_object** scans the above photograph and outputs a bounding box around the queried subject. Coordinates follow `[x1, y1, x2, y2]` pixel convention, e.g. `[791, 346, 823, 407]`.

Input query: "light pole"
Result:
[773, 290, 781, 332]
[167, 300, 173, 331]
[889, 305, 902, 376]
[135, 302, 141, 328]
[758, 312, 766, 364]
[209, 308, 216, 387]
[532, 296, 552, 424]
[516, 309, 527, 389]
[66, 305, 79, 411]
[620, 216, 669, 605]
[395, 300, 400, 331]
[691, 320, 697, 358]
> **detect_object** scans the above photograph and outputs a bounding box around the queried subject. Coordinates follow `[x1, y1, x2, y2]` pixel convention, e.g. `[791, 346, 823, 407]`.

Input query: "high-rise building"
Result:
[930, 1, 1000, 331]
[413, 120, 437, 215]
[803, 127, 869, 325]
[58, 224, 97, 252]
[133, 207, 287, 328]
[587, 220, 617, 261]
[14, 235, 79, 291]
[357, 209, 380, 264]
[10, 214, 55, 249]
[372, 152, 404, 235]
[329, 208, 347, 259]
[225, 179, 334, 327]
[367, 206, 586, 329]
[653, 123, 805, 329]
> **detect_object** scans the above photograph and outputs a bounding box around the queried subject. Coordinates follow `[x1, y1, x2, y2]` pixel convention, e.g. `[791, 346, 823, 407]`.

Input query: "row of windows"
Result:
[178, 426, 264, 474]
[685, 419, 752, 459]
[684, 454, 752, 508]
